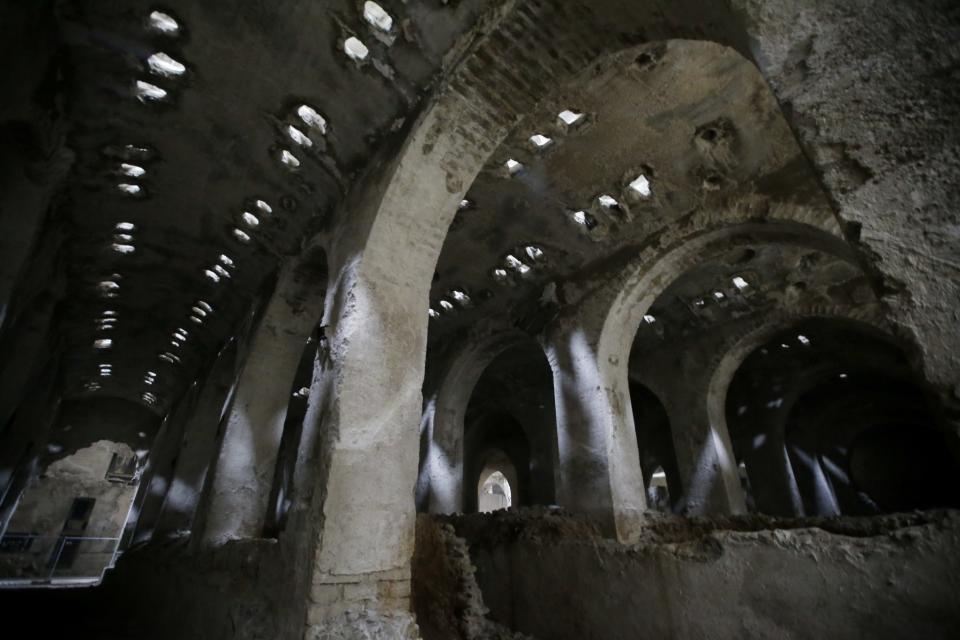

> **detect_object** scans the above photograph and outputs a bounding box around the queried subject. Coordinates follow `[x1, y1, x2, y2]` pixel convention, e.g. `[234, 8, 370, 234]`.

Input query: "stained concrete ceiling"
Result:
[428, 39, 835, 354]
[1, 0, 495, 416]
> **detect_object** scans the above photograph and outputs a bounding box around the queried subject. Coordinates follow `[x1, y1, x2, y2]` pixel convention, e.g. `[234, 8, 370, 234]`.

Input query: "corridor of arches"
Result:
[1, 1, 959, 639]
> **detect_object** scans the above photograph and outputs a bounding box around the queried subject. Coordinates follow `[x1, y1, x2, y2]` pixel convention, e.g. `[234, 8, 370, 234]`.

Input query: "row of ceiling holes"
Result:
[428, 243, 546, 320]
[278, 105, 329, 171]
[134, 11, 187, 108]
[639, 276, 752, 327]
[428, 109, 589, 319]
[501, 109, 655, 232]
[281, 2, 388, 169]
[90, 10, 185, 405]
[343, 2, 395, 64]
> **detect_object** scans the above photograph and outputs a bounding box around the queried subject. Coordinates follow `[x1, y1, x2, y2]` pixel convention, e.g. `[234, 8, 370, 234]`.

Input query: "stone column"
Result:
[154, 341, 240, 536]
[131, 381, 201, 544]
[544, 326, 646, 539]
[635, 346, 747, 516]
[740, 430, 805, 516]
[301, 261, 423, 638]
[201, 260, 325, 544]
[660, 393, 747, 516]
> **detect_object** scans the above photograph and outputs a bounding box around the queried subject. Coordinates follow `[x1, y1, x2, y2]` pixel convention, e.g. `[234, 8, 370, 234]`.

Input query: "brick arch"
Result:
[301, 7, 762, 626]
[418, 326, 538, 514]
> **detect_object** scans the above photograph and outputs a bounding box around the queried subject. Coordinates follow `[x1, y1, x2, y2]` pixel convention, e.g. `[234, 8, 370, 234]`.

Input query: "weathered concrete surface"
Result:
[203, 257, 324, 544]
[734, 0, 960, 404]
[412, 515, 534, 640]
[441, 509, 960, 640]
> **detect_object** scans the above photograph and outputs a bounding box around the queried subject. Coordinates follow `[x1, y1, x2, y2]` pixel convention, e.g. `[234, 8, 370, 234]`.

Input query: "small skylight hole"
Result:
[204, 269, 220, 283]
[117, 183, 143, 196]
[439, 300, 454, 312]
[116, 222, 136, 232]
[363, 2, 394, 32]
[344, 37, 370, 62]
[732, 276, 749, 290]
[112, 243, 136, 254]
[629, 174, 652, 198]
[598, 194, 619, 209]
[120, 163, 146, 178]
[280, 149, 301, 169]
[147, 52, 186, 78]
[149, 11, 180, 35]
[797, 334, 811, 346]
[643, 314, 656, 324]
[525, 245, 544, 261]
[241, 212, 260, 228]
[297, 105, 328, 134]
[135, 80, 167, 102]
[529, 134, 553, 150]
[94, 339, 113, 349]
[232, 228, 252, 243]
[505, 159, 523, 176]
[287, 125, 313, 147]
[558, 110, 586, 127]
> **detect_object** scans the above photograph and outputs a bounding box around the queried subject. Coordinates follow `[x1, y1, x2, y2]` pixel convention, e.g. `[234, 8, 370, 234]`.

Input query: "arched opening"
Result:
[628, 382, 680, 513]
[461, 342, 555, 513]
[627, 237, 871, 515]
[478, 454, 517, 513]
[725, 318, 960, 516]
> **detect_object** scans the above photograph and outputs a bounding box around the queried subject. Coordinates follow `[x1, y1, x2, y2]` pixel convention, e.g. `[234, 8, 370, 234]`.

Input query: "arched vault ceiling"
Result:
[28, 0, 495, 413]
[428, 40, 836, 352]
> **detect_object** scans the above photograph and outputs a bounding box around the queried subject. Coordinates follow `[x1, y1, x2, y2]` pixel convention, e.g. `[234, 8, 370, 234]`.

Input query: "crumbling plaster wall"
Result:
[732, 0, 960, 407]
[450, 509, 960, 640]
[1, 440, 137, 582]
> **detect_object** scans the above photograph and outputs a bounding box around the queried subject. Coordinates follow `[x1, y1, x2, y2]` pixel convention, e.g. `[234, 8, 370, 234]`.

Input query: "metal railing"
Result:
[0, 533, 121, 587]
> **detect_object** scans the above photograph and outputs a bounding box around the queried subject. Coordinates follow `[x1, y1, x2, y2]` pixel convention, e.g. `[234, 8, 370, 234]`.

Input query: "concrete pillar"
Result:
[788, 443, 841, 517]
[202, 260, 325, 544]
[131, 382, 200, 544]
[545, 327, 646, 539]
[741, 431, 805, 516]
[154, 342, 240, 536]
[632, 343, 746, 516]
[662, 393, 747, 516]
[302, 262, 423, 637]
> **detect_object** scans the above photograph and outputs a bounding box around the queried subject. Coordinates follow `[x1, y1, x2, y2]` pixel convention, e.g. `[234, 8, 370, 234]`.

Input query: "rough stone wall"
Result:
[733, 0, 960, 404]
[444, 509, 960, 640]
[412, 515, 535, 640]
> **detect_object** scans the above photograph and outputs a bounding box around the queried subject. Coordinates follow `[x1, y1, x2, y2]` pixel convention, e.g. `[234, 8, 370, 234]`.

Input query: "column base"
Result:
[305, 610, 419, 640]
[306, 572, 418, 640]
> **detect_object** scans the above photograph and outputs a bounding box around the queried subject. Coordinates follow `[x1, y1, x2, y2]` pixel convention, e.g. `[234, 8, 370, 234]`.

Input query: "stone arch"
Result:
[296, 9, 802, 627]
[545, 219, 862, 531]
[465, 413, 532, 513]
[703, 307, 889, 515]
[706, 306, 893, 448]
[419, 326, 534, 514]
